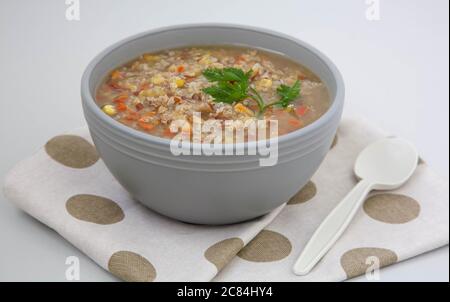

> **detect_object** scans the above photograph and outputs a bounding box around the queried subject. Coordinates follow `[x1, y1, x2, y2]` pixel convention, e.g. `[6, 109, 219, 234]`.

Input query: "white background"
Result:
[0, 0, 448, 281]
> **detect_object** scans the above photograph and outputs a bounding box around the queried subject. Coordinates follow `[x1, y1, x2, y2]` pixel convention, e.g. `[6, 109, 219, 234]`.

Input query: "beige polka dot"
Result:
[330, 134, 338, 149]
[238, 230, 292, 262]
[45, 135, 99, 168]
[363, 193, 420, 224]
[341, 247, 398, 279]
[205, 238, 244, 271]
[288, 181, 317, 205]
[108, 251, 156, 282]
[66, 194, 124, 224]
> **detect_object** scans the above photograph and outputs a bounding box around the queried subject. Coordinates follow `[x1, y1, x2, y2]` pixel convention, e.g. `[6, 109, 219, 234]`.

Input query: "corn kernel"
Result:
[234, 103, 254, 116]
[259, 78, 272, 88]
[143, 54, 159, 62]
[111, 70, 122, 80]
[102, 104, 117, 116]
[175, 78, 185, 88]
[151, 74, 165, 85]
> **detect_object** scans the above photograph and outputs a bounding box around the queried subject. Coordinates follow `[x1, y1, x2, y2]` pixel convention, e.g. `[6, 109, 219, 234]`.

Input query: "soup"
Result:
[95, 46, 330, 142]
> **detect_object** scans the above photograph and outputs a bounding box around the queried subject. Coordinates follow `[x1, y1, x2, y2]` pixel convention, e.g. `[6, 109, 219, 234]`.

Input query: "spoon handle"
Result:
[293, 179, 374, 275]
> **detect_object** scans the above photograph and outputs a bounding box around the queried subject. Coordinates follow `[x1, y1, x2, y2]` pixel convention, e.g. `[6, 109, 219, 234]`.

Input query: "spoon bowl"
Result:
[355, 137, 419, 190]
[293, 137, 419, 275]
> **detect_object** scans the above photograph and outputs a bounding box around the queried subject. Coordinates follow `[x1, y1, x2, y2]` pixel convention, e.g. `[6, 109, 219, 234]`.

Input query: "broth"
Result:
[95, 46, 330, 142]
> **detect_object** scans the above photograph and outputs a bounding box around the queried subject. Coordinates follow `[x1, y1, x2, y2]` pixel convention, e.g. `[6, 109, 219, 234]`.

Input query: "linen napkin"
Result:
[3, 115, 449, 282]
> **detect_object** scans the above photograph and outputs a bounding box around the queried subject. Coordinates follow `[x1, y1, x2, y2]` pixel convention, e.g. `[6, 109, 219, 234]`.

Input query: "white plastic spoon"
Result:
[293, 137, 418, 276]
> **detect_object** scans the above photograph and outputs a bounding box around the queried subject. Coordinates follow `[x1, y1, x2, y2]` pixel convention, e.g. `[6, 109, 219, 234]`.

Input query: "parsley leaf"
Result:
[202, 82, 248, 104]
[276, 80, 301, 107]
[201, 67, 301, 116]
[202, 68, 252, 104]
[203, 67, 252, 83]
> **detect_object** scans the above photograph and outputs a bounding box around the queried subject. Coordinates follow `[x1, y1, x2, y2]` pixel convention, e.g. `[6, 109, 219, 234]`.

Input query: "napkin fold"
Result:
[3, 115, 449, 281]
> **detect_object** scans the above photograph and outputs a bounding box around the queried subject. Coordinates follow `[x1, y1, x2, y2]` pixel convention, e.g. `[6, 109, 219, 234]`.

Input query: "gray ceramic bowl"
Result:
[81, 24, 344, 225]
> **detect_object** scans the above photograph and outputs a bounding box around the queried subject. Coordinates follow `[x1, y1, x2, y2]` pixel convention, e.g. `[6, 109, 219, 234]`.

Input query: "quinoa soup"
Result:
[95, 46, 330, 142]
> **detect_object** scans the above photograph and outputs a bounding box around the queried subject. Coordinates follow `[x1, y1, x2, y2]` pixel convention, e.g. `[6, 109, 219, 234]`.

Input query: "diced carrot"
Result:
[113, 95, 128, 103]
[177, 65, 185, 73]
[296, 105, 309, 116]
[163, 127, 176, 138]
[111, 70, 122, 80]
[116, 103, 127, 111]
[234, 103, 254, 116]
[288, 119, 302, 127]
[174, 96, 183, 103]
[138, 121, 154, 131]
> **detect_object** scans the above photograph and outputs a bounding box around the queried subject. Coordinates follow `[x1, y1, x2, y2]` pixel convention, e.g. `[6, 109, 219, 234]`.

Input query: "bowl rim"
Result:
[81, 23, 345, 150]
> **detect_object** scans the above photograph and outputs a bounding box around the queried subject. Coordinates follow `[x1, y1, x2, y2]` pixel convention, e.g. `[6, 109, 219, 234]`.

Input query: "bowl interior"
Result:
[88, 25, 339, 105]
[83, 24, 344, 152]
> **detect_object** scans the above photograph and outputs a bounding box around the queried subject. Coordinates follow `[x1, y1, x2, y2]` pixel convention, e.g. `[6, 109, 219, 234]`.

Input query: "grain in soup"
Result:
[95, 46, 330, 142]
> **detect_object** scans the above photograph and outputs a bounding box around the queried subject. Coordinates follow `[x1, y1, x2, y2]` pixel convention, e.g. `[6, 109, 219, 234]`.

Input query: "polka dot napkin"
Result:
[3, 115, 449, 281]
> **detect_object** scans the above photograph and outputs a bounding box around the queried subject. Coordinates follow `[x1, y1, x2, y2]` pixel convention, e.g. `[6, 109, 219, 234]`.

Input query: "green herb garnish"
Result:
[276, 81, 301, 107]
[202, 67, 300, 115]
[202, 68, 252, 104]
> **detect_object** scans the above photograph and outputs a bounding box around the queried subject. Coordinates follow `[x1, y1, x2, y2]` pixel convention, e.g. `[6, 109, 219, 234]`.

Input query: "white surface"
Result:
[294, 138, 419, 275]
[0, 0, 448, 282]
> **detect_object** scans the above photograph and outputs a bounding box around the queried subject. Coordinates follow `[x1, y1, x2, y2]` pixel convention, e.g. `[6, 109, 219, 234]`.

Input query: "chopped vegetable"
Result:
[102, 104, 117, 116]
[258, 78, 272, 88]
[111, 70, 122, 80]
[175, 78, 185, 88]
[202, 67, 301, 116]
[163, 127, 176, 138]
[295, 105, 309, 116]
[113, 95, 128, 103]
[143, 54, 159, 62]
[95, 47, 331, 143]
[234, 103, 254, 116]
[116, 103, 127, 111]
[138, 121, 154, 131]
